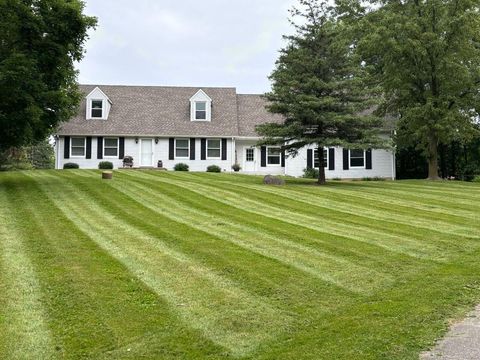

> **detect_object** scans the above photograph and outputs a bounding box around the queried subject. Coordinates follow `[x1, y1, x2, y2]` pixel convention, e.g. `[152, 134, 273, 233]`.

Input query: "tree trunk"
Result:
[427, 134, 441, 180]
[317, 146, 326, 185]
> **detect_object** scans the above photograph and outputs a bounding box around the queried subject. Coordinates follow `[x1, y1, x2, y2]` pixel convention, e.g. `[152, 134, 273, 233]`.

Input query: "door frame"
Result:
[139, 138, 154, 167]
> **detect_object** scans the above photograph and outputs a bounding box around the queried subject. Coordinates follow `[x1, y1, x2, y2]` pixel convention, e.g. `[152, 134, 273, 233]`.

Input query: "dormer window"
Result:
[91, 100, 103, 118]
[195, 102, 207, 120]
[86, 87, 112, 120]
[190, 89, 212, 122]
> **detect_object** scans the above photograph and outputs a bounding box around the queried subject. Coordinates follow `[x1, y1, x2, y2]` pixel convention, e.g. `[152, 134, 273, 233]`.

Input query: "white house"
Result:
[55, 85, 396, 179]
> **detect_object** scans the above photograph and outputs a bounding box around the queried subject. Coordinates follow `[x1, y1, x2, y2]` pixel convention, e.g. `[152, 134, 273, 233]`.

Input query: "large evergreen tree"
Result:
[358, 0, 480, 180]
[0, 0, 96, 152]
[257, 0, 386, 185]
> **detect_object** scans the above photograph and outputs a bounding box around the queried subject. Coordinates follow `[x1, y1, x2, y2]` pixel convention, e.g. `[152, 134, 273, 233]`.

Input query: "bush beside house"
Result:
[98, 161, 114, 170]
[174, 163, 189, 171]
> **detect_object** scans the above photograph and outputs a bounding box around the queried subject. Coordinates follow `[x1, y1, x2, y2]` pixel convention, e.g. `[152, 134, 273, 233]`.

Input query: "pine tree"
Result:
[257, 0, 386, 184]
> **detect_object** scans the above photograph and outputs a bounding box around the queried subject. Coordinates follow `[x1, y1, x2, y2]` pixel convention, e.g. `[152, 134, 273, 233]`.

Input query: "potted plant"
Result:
[232, 163, 241, 172]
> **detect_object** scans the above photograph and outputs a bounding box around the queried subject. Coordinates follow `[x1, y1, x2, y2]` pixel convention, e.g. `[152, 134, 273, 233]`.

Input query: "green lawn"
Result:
[1, 171, 479, 359]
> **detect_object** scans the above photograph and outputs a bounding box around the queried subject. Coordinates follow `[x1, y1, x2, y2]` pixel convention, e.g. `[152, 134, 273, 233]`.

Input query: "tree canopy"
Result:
[257, 0, 387, 184]
[0, 0, 96, 152]
[358, 0, 480, 179]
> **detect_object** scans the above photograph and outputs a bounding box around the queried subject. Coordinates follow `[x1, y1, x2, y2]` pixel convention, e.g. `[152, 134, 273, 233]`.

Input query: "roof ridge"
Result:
[79, 83, 238, 90]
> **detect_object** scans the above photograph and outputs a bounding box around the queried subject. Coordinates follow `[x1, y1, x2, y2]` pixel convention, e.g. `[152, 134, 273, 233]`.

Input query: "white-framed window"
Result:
[314, 148, 329, 168]
[91, 100, 103, 118]
[195, 101, 207, 121]
[104, 137, 119, 158]
[267, 147, 282, 166]
[71, 137, 86, 157]
[207, 139, 221, 159]
[175, 138, 190, 159]
[350, 149, 366, 168]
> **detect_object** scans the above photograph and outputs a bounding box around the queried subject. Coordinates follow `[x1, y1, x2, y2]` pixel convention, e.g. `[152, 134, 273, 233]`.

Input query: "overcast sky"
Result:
[77, 0, 297, 94]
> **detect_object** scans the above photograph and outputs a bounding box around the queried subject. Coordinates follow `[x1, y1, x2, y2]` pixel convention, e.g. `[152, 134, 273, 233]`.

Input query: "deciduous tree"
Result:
[0, 0, 96, 152]
[358, 0, 480, 179]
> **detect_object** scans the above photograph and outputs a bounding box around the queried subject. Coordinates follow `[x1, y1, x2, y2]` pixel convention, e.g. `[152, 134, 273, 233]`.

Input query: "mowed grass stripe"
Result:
[189, 172, 480, 221]
[52, 172, 365, 314]
[28, 172, 288, 357]
[166, 173, 479, 245]
[308, 183, 480, 220]
[115, 171, 410, 266]
[10, 172, 231, 359]
[228, 182, 479, 241]
[103, 171, 397, 293]
[0, 179, 54, 359]
[355, 180, 480, 197]
[134, 171, 443, 260]
[183, 172, 480, 232]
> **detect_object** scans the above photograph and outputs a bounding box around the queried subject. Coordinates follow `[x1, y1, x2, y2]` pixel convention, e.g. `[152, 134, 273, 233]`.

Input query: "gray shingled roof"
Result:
[57, 85, 396, 137]
[237, 94, 285, 137]
[57, 85, 281, 137]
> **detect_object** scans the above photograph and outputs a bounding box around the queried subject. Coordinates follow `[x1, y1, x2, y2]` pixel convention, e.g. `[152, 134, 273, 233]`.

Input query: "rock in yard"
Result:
[263, 175, 285, 186]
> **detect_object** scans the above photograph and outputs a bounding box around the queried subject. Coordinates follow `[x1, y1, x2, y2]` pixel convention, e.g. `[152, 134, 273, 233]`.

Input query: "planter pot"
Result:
[102, 171, 113, 180]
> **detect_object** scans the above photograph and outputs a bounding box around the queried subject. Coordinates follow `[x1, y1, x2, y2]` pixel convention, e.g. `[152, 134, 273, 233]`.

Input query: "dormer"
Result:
[190, 89, 212, 122]
[86, 87, 112, 120]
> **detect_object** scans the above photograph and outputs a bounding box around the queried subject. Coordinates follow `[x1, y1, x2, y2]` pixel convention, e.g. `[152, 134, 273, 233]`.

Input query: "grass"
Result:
[0, 171, 479, 359]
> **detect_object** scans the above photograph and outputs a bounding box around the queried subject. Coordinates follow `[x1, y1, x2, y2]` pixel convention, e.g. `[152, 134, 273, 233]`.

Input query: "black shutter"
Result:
[366, 149, 373, 170]
[343, 149, 349, 170]
[86, 137, 92, 159]
[119, 137, 125, 159]
[307, 149, 313, 169]
[201, 139, 207, 160]
[261, 146, 267, 167]
[281, 150, 285, 167]
[221, 139, 227, 160]
[97, 137, 103, 159]
[169, 138, 175, 160]
[329, 148, 335, 170]
[64, 136, 70, 159]
[190, 138, 196, 160]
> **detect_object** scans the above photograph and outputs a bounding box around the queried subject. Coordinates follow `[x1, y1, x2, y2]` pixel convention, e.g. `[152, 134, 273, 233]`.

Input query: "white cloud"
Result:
[78, 0, 297, 93]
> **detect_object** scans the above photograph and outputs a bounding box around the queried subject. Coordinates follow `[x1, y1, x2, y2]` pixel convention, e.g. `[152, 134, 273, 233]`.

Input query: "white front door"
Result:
[140, 139, 153, 167]
[243, 147, 256, 172]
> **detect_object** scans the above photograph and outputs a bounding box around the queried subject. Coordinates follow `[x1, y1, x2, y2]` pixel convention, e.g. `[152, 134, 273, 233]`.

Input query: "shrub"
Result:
[207, 165, 222, 173]
[174, 163, 189, 172]
[362, 176, 386, 182]
[232, 163, 241, 172]
[460, 164, 478, 182]
[303, 168, 319, 179]
[63, 163, 79, 169]
[98, 161, 114, 170]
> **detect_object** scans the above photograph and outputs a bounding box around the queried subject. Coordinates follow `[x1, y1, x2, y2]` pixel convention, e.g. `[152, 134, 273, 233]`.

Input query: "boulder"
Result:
[263, 175, 285, 186]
